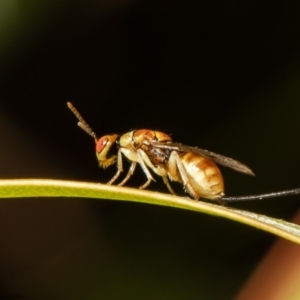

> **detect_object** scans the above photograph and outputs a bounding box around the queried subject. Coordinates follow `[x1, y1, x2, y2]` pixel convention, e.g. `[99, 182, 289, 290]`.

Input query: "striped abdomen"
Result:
[180, 152, 224, 199]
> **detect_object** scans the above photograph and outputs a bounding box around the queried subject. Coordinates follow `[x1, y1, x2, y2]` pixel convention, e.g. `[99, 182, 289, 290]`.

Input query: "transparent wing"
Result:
[152, 142, 254, 176]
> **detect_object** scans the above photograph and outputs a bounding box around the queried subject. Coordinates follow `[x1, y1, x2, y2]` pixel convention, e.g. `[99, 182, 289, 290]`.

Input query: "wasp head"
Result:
[96, 134, 119, 168]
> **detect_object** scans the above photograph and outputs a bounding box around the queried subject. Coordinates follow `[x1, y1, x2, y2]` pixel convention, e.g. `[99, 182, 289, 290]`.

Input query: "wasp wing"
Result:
[152, 142, 254, 176]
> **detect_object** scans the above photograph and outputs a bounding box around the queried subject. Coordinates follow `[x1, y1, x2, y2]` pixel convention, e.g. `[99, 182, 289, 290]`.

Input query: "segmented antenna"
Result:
[67, 102, 97, 140]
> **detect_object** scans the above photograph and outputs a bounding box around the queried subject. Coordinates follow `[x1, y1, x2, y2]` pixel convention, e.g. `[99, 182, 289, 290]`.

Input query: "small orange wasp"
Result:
[67, 102, 300, 204]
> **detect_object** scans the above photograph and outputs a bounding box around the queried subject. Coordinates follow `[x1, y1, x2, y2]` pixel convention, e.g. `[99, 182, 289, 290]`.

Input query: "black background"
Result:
[0, 1, 300, 299]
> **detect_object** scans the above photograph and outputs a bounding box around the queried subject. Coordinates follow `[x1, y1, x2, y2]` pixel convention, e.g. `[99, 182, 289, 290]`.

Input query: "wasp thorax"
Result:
[96, 134, 119, 168]
[134, 130, 172, 144]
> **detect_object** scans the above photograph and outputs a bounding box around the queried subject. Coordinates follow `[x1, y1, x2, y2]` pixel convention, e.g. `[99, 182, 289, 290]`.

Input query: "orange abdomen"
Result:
[180, 152, 224, 199]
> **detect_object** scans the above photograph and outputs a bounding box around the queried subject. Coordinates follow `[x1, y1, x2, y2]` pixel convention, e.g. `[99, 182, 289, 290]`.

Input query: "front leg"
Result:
[107, 149, 124, 185]
[117, 162, 137, 186]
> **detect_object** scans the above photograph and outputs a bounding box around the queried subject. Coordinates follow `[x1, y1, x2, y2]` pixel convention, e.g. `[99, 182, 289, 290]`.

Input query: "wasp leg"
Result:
[162, 176, 177, 195]
[107, 149, 124, 185]
[117, 162, 137, 186]
[169, 151, 199, 199]
[136, 149, 156, 189]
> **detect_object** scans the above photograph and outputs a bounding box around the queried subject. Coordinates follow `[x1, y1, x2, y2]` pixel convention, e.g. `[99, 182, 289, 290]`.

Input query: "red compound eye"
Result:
[96, 136, 108, 153]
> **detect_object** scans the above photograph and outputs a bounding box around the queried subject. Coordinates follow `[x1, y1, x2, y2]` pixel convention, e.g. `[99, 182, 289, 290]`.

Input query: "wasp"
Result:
[68, 102, 255, 203]
[67, 102, 300, 204]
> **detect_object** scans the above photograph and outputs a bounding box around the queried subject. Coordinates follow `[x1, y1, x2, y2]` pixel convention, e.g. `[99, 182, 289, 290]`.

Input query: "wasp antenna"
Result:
[67, 102, 97, 140]
[222, 188, 300, 202]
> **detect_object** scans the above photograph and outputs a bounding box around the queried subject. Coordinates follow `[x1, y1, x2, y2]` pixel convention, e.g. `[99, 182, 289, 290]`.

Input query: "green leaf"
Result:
[0, 179, 299, 244]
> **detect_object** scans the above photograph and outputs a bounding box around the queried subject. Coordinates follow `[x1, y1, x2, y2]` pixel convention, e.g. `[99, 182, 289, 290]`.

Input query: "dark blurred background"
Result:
[0, 0, 300, 299]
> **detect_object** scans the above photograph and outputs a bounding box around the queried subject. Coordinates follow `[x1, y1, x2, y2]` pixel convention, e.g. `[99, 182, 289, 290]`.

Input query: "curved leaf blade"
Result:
[0, 179, 299, 244]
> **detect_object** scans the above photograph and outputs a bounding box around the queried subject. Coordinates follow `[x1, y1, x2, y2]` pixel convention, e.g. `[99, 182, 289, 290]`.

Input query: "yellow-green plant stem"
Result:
[0, 179, 300, 244]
